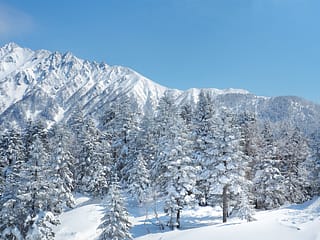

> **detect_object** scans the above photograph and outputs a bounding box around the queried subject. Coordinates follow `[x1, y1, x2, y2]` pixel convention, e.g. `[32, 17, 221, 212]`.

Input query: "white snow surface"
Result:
[54, 195, 320, 240]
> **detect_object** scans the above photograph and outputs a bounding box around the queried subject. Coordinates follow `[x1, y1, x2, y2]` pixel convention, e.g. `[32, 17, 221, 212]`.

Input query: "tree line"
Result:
[0, 90, 319, 239]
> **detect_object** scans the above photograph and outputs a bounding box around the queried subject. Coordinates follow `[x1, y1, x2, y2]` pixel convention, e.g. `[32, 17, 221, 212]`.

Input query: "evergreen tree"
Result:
[237, 112, 260, 181]
[23, 120, 49, 158]
[136, 113, 157, 172]
[68, 105, 85, 140]
[98, 175, 132, 240]
[135, 113, 159, 213]
[253, 122, 287, 209]
[88, 135, 112, 197]
[0, 122, 59, 240]
[208, 108, 254, 222]
[192, 90, 216, 205]
[309, 130, 320, 194]
[23, 132, 59, 239]
[276, 125, 312, 203]
[163, 145, 197, 228]
[0, 126, 25, 197]
[127, 152, 151, 204]
[163, 112, 197, 229]
[0, 126, 26, 239]
[0, 198, 25, 239]
[180, 103, 193, 126]
[67, 106, 85, 177]
[150, 92, 178, 194]
[103, 97, 140, 183]
[231, 112, 259, 220]
[49, 124, 75, 209]
[76, 118, 109, 196]
[254, 165, 287, 209]
[233, 191, 256, 222]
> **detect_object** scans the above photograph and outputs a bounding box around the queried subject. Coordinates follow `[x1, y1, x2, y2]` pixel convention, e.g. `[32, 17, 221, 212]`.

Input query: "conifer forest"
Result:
[0, 91, 319, 239]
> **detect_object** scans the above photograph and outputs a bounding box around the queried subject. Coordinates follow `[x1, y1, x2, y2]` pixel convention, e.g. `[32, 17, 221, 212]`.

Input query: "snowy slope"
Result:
[0, 43, 168, 126]
[1, 43, 320, 135]
[54, 196, 320, 240]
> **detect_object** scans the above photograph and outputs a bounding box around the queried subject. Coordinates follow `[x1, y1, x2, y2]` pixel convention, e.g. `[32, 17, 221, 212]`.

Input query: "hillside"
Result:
[1, 43, 320, 134]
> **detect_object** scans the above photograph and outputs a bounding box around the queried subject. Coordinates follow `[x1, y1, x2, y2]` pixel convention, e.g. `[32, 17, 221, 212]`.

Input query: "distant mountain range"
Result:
[1, 43, 320, 134]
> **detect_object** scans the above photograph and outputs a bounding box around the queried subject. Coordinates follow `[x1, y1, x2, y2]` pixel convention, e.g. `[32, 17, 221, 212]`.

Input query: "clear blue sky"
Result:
[0, 0, 320, 103]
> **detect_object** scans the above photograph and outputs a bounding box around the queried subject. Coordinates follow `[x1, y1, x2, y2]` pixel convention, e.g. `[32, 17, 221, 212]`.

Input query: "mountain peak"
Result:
[0, 42, 21, 58]
[2, 42, 21, 50]
[62, 51, 76, 61]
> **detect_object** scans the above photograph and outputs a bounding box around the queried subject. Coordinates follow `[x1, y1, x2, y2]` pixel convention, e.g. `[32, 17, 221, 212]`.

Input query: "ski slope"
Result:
[54, 195, 320, 240]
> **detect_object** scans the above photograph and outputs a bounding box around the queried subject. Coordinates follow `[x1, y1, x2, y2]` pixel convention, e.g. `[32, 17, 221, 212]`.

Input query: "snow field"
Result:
[54, 195, 320, 240]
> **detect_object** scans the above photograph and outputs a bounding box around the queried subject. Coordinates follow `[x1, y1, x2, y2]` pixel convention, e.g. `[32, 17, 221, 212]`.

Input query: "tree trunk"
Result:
[177, 209, 181, 229]
[169, 211, 174, 230]
[223, 185, 228, 223]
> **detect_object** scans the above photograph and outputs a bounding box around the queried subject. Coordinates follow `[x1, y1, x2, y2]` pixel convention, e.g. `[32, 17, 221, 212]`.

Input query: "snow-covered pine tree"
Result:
[0, 126, 26, 239]
[232, 112, 259, 220]
[22, 120, 46, 161]
[163, 128, 197, 228]
[136, 113, 157, 172]
[192, 90, 217, 206]
[162, 105, 197, 229]
[88, 134, 112, 197]
[208, 108, 254, 222]
[308, 130, 320, 195]
[150, 91, 178, 195]
[68, 105, 85, 140]
[22, 123, 59, 240]
[119, 108, 142, 185]
[102, 97, 140, 183]
[127, 152, 151, 205]
[0, 126, 25, 196]
[234, 191, 256, 222]
[253, 122, 287, 209]
[98, 175, 132, 240]
[276, 124, 312, 203]
[254, 165, 287, 209]
[134, 113, 161, 219]
[237, 112, 260, 181]
[73, 117, 94, 192]
[75, 118, 109, 196]
[67, 106, 85, 176]
[0, 198, 25, 239]
[49, 123, 75, 209]
[180, 103, 193, 126]
[147, 92, 198, 228]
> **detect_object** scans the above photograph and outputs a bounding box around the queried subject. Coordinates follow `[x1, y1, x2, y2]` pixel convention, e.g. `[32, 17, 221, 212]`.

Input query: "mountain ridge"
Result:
[0, 43, 319, 135]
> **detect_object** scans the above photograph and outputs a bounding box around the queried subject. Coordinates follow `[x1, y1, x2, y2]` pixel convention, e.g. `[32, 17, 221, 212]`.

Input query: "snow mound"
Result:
[54, 195, 104, 240]
[278, 197, 320, 230]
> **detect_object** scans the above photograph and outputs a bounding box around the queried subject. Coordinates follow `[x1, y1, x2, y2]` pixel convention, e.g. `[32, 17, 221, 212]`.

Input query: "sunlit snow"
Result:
[54, 195, 320, 240]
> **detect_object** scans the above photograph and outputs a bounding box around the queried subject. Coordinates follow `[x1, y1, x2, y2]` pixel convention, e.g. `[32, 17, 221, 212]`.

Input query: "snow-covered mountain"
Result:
[0, 43, 170, 126]
[1, 43, 320, 133]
